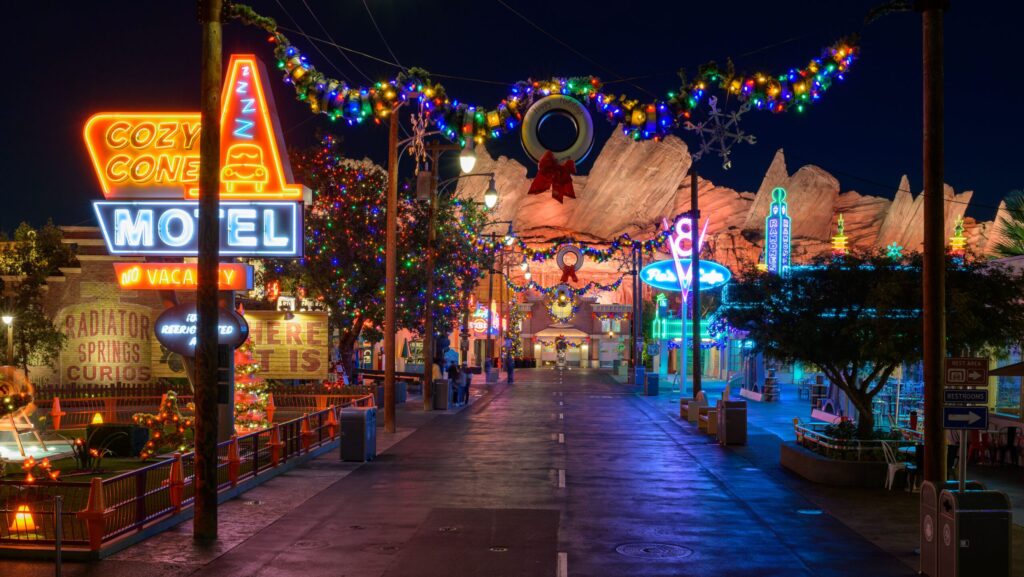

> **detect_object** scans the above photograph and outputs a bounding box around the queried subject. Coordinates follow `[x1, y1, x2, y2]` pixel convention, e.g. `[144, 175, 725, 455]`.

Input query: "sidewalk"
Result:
[635, 374, 1024, 575]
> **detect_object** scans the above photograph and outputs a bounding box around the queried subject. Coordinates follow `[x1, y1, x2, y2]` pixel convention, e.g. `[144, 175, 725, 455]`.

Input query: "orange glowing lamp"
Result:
[91, 412, 104, 425]
[9, 505, 36, 533]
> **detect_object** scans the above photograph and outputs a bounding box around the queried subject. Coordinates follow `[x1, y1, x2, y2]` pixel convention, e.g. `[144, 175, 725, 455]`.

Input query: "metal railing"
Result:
[0, 393, 373, 552]
[793, 421, 917, 461]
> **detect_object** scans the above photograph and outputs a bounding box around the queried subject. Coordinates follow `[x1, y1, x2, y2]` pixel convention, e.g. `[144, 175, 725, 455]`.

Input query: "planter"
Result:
[780, 441, 887, 488]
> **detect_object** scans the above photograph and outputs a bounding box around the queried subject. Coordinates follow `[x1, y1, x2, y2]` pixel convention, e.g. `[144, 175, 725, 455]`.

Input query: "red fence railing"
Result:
[0, 393, 373, 552]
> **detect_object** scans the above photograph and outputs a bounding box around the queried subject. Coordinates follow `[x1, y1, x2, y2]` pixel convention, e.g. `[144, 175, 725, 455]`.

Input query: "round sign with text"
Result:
[155, 304, 249, 357]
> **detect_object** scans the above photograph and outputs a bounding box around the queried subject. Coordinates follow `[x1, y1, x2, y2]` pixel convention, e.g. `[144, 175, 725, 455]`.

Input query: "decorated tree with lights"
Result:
[234, 336, 269, 432]
[507, 301, 524, 359]
[132, 391, 194, 459]
[721, 251, 1024, 437]
[274, 136, 490, 375]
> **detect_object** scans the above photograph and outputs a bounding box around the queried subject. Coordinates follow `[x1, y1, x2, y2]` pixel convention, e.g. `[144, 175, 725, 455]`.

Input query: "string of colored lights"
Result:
[229, 4, 858, 143]
[505, 274, 627, 297]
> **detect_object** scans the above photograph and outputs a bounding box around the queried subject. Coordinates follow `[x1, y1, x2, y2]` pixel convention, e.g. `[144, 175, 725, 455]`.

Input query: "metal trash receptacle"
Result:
[633, 366, 646, 385]
[432, 379, 450, 411]
[340, 407, 377, 462]
[921, 480, 987, 577]
[644, 373, 659, 396]
[716, 400, 747, 446]
[937, 489, 1012, 577]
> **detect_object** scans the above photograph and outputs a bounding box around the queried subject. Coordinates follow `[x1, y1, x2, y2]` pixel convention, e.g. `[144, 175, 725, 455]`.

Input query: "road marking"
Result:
[557, 552, 568, 577]
[558, 413, 564, 420]
[557, 469, 566, 488]
[558, 433, 565, 444]
[558, 401, 563, 406]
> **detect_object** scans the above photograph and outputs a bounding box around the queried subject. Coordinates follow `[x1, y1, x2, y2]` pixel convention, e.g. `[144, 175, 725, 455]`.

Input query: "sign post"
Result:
[942, 357, 990, 492]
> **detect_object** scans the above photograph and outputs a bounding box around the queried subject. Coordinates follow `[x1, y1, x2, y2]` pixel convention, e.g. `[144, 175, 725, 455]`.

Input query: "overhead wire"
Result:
[273, 0, 351, 83]
[361, 0, 405, 70]
[299, 0, 374, 83]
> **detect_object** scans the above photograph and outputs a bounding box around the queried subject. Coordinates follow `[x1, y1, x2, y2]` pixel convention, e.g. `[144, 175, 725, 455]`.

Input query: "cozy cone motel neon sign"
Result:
[84, 54, 303, 257]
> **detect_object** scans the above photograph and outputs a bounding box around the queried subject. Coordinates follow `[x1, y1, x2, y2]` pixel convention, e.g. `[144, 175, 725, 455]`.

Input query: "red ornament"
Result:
[560, 264, 578, 283]
[528, 151, 576, 203]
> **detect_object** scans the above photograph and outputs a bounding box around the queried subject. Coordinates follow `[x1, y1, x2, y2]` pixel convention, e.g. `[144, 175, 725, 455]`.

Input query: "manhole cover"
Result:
[243, 499, 263, 506]
[489, 546, 509, 552]
[293, 539, 328, 550]
[378, 543, 401, 553]
[438, 526, 458, 533]
[615, 543, 693, 559]
[797, 509, 824, 516]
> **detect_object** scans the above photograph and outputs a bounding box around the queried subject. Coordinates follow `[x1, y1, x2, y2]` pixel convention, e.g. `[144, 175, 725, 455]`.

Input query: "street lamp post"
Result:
[2, 315, 13, 366]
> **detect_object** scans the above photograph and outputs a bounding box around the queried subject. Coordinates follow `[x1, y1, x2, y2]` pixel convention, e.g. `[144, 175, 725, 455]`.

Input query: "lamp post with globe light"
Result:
[2, 315, 13, 366]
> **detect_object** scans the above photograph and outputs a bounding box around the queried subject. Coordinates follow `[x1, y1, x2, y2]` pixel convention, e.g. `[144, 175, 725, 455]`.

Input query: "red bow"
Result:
[560, 264, 578, 283]
[528, 151, 576, 203]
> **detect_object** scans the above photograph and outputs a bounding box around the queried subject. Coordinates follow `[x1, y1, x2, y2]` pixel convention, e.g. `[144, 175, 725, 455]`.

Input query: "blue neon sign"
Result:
[640, 259, 731, 292]
[94, 200, 302, 257]
[765, 187, 791, 275]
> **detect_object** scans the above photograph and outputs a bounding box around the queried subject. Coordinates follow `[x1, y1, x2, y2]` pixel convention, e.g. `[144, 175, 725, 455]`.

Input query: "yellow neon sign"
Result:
[84, 54, 301, 201]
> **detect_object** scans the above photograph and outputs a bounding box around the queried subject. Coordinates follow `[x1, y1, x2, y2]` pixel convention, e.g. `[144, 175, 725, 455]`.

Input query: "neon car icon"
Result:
[221, 144, 269, 193]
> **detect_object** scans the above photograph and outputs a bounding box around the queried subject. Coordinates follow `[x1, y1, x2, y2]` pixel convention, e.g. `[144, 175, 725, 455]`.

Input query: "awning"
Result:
[990, 361, 1024, 377]
[533, 327, 589, 339]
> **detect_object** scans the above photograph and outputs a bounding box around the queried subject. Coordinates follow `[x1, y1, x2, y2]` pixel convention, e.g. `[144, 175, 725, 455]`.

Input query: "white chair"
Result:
[881, 441, 906, 491]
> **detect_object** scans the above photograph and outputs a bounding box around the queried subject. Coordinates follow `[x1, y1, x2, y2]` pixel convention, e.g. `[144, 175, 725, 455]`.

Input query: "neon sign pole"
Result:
[666, 215, 708, 392]
[765, 187, 791, 275]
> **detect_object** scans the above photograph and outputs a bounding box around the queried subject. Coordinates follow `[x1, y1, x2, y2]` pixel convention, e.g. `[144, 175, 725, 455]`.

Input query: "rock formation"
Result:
[458, 131, 993, 274]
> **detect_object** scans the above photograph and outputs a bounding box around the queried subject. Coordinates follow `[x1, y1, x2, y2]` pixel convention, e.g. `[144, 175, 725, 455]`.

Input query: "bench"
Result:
[680, 391, 708, 423]
[698, 406, 718, 437]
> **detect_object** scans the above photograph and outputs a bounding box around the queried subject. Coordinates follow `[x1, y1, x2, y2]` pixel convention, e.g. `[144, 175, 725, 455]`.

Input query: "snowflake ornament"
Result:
[685, 96, 757, 170]
[886, 242, 904, 260]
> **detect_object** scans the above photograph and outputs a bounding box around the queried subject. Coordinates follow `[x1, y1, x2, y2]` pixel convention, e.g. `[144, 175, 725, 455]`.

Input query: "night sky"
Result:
[5, 1, 1020, 232]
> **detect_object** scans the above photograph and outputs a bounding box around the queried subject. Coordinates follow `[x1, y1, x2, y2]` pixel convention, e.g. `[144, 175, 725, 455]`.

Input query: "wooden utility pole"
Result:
[195, 0, 222, 543]
[422, 147, 441, 411]
[690, 169, 701, 398]
[384, 111, 399, 433]
[920, 0, 948, 484]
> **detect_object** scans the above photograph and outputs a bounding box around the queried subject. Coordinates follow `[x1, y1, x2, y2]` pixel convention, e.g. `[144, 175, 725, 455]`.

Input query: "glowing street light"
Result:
[459, 141, 477, 174]
[483, 177, 498, 209]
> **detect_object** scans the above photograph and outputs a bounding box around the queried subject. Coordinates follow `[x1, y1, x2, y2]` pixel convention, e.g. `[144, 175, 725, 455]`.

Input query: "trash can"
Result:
[716, 400, 747, 446]
[921, 480, 988, 577]
[936, 490, 1012, 577]
[340, 407, 377, 462]
[633, 366, 646, 386]
[432, 379, 450, 411]
[644, 373, 659, 396]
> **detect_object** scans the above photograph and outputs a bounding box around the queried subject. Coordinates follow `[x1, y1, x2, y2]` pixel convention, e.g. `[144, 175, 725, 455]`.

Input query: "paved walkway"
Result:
[5, 368, 918, 576]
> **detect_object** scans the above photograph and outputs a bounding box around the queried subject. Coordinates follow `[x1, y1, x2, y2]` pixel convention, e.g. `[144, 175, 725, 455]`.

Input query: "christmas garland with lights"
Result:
[228, 4, 858, 144]
[505, 274, 626, 297]
[536, 338, 585, 349]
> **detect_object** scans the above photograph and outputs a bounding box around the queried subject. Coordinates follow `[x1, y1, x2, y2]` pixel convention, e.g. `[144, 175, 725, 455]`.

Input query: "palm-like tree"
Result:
[992, 190, 1024, 257]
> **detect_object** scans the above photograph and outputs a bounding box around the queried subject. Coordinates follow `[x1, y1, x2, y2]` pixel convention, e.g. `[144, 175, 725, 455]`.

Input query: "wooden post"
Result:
[383, 111, 399, 433]
[422, 147, 440, 411]
[690, 169, 702, 398]
[194, 0, 222, 544]
[920, 0, 948, 484]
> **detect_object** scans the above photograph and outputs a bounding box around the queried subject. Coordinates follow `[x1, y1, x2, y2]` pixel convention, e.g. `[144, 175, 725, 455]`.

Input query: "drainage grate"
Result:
[489, 546, 509, 552]
[615, 543, 694, 559]
[438, 526, 458, 533]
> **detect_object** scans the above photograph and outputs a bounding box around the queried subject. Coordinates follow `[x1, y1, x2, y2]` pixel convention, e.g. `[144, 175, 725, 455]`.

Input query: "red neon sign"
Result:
[113, 263, 253, 291]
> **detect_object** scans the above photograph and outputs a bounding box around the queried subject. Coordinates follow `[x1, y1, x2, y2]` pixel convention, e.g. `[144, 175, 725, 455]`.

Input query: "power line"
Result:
[362, 0, 405, 70]
[273, 0, 351, 83]
[494, 0, 657, 98]
[299, 0, 374, 83]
